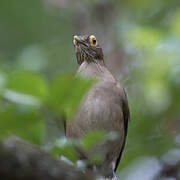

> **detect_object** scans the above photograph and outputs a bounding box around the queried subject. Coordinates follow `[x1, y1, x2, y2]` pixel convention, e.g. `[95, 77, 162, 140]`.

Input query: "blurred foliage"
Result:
[51, 139, 78, 163]
[49, 75, 94, 119]
[0, 70, 92, 143]
[80, 130, 106, 151]
[0, 0, 180, 179]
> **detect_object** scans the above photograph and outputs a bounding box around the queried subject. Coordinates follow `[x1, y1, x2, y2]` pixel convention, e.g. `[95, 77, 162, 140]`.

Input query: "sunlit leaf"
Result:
[50, 139, 78, 163]
[80, 130, 106, 150]
[171, 10, 180, 35]
[127, 26, 162, 50]
[49, 75, 94, 119]
[6, 71, 48, 101]
[3, 90, 41, 107]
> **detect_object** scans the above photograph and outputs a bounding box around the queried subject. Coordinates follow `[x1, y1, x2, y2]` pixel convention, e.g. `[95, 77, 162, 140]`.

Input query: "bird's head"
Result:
[73, 35, 104, 65]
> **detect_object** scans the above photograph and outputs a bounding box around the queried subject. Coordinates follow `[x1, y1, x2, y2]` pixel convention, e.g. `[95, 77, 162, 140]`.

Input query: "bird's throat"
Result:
[77, 60, 115, 82]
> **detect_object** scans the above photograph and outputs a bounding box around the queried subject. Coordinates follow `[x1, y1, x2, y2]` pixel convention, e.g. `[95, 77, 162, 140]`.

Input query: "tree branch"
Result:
[0, 137, 96, 180]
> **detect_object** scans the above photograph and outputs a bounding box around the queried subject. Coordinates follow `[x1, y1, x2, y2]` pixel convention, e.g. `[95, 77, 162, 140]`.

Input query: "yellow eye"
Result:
[89, 35, 98, 46]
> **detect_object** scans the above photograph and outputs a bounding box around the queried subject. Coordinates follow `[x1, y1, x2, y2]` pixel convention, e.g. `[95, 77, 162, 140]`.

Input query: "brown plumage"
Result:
[66, 35, 130, 178]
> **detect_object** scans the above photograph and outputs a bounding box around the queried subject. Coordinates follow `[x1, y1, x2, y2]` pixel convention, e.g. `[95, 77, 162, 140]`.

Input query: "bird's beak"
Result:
[73, 35, 87, 47]
[74, 35, 81, 42]
[73, 35, 81, 47]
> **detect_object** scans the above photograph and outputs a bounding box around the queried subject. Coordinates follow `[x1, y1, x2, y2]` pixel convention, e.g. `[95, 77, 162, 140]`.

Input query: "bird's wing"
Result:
[114, 87, 130, 172]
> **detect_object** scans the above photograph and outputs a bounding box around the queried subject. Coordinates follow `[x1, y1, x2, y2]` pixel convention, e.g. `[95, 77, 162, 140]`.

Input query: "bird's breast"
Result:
[66, 80, 125, 137]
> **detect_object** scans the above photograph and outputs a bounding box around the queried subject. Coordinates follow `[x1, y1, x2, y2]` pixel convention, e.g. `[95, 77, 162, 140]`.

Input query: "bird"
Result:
[66, 35, 130, 179]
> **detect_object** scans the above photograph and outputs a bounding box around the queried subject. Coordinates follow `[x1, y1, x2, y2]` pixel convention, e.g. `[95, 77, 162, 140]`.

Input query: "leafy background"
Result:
[0, 0, 180, 179]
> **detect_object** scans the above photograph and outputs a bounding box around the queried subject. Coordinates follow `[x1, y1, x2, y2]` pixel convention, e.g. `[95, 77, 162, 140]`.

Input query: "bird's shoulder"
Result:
[89, 78, 127, 102]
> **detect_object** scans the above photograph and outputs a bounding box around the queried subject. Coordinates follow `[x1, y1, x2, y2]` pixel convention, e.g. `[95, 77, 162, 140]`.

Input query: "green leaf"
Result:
[49, 75, 94, 119]
[0, 104, 45, 144]
[6, 71, 48, 101]
[50, 139, 78, 163]
[80, 130, 106, 150]
[0, 71, 6, 94]
[3, 90, 41, 107]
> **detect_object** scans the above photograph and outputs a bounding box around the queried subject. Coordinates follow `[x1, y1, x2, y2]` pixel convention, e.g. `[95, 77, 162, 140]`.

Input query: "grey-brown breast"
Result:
[66, 61, 130, 174]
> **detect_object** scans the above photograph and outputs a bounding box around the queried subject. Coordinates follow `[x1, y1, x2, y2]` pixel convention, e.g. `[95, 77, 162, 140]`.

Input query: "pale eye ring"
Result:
[89, 35, 98, 46]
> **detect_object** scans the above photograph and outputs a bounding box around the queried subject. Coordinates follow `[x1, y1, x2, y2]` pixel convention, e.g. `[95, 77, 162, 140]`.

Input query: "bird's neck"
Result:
[77, 59, 115, 81]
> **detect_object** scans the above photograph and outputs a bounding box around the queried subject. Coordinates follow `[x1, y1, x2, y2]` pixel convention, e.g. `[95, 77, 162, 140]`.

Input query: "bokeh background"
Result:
[0, 0, 180, 179]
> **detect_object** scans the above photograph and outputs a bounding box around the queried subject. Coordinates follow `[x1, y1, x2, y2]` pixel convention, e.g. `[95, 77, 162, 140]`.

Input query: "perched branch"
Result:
[0, 137, 96, 180]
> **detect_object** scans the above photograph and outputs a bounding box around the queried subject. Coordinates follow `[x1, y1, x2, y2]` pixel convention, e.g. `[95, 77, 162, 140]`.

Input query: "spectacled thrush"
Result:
[66, 35, 130, 179]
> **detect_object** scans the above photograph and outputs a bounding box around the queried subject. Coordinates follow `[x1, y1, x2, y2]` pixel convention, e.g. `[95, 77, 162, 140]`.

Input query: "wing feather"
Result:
[114, 87, 130, 171]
